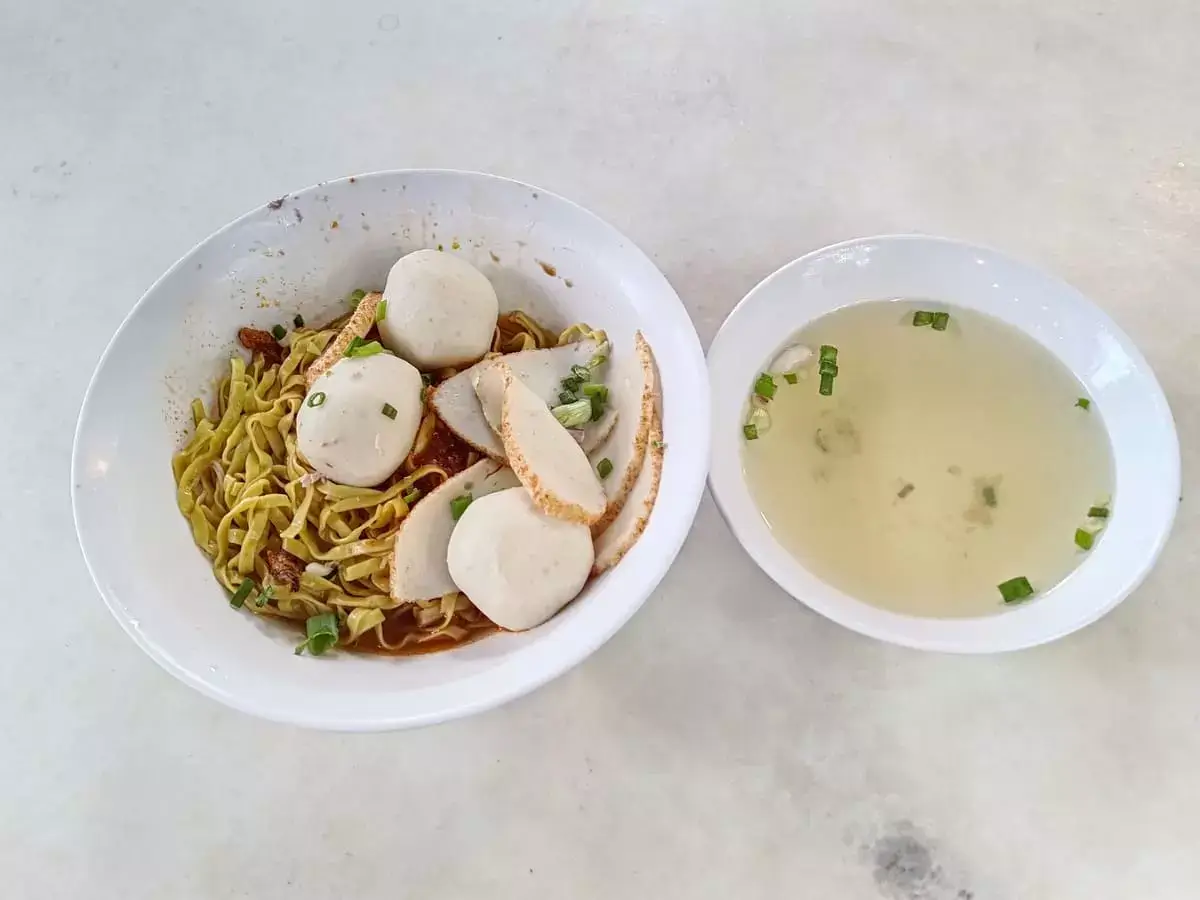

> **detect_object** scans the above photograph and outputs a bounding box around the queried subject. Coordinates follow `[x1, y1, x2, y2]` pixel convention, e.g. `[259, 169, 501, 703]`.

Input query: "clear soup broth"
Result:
[741, 300, 1114, 618]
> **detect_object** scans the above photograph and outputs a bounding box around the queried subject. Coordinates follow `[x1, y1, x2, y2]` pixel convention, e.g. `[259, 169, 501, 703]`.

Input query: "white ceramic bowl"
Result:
[708, 235, 1179, 653]
[73, 170, 708, 729]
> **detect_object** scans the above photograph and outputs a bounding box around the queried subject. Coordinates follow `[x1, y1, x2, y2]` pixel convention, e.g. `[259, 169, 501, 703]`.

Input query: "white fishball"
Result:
[447, 487, 594, 631]
[378, 249, 499, 369]
[297, 354, 423, 487]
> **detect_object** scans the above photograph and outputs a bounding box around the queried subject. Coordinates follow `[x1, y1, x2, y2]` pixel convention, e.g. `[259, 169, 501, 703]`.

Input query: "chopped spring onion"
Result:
[449, 493, 473, 521]
[1088, 505, 1110, 519]
[982, 485, 997, 508]
[997, 576, 1034, 604]
[306, 391, 327, 408]
[381, 402, 398, 420]
[931, 311, 950, 331]
[819, 345, 838, 362]
[402, 488, 421, 505]
[587, 350, 609, 370]
[912, 311, 934, 327]
[295, 612, 339, 656]
[652, 439, 666, 451]
[819, 373, 835, 396]
[558, 390, 575, 405]
[818, 360, 839, 377]
[783, 372, 799, 385]
[1075, 528, 1094, 551]
[744, 423, 759, 440]
[754, 373, 777, 400]
[1076, 397, 1091, 410]
[348, 288, 366, 307]
[293, 314, 305, 328]
[229, 579, 254, 609]
[552, 398, 593, 429]
[376, 299, 388, 322]
[344, 338, 383, 358]
[271, 323, 287, 341]
[746, 406, 770, 436]
[581, 382, 608, 421]
[597, 458, 613, 479]
[255, 584, 274, 608]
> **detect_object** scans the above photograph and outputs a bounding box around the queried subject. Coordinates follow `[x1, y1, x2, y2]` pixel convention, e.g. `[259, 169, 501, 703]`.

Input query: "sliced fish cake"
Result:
[592, 412, 664, 575]
[305, 291, 382, 387]
[476, 339, 601, 432]
[498, 364, 606, 525]
[430, 338, 602, 460]
[589, 331, 659, 534]
[447, 486, 593, 631]
[428, 362, 506, 459]
[389, 459, 518, 603]
[579, 406, 618, 454]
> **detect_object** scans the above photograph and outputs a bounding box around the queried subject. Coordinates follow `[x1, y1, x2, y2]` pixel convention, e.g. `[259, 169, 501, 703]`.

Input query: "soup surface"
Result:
[741, 300, 1114, 617]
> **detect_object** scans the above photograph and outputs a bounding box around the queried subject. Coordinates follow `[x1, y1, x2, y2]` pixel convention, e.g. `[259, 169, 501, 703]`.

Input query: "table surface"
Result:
[5, 1, 1198, 897]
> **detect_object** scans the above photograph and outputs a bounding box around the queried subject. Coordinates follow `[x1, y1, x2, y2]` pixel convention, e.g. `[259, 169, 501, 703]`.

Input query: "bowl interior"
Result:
[73, 170, 708, 728]
[707, 235, 1179, 652]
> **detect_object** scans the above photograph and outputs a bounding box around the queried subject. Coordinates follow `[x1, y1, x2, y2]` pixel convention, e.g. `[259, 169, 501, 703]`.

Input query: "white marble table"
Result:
[5, 1, 1198, 897]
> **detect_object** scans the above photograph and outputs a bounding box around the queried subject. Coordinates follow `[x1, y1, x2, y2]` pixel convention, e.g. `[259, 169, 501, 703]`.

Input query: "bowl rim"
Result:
[707, 233, 1181, 653]
[72, 168, 710, 728]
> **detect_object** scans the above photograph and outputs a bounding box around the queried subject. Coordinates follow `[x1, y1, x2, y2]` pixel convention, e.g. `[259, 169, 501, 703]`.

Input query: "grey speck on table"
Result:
[3, 1, 1198, 898]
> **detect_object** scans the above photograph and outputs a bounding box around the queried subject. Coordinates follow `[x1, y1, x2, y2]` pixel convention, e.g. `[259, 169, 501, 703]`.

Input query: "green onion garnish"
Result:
[293, 314, 305, 328]
[255, 584, 274, 608]
[345, 339, 383, 358]
[1088, 505, 1109, 519]
[271, 324, 287, 341]
[381, 402, 397, 420]
[558, 390, 576, 405]
[306, 391, 326, 408]
[571, 364, 591, 382]
[376, 299, 388, 323]
[348, 288, 366, 307]
[931, 312, 950, 331]
[552, 398, 593, 428]
[997, 576, 1034, 604]
[818, 360, 839, 377]
[982, 485, 997, 508]
[402, 488, 421, 505]
[819, 345, 838, 362]
[450, 493, 473, 520]
[1075, 528, 1094, 551]
[819, 373, 835, 396]
[229, 579, 254, 609]
[581, 383, 608, 421]
[1076, 397, 1090, 410]
[597, 458, 613, 479]
[295, 612, 339, 656]
[743, 423, 759, 440]
[912, 311, 934, 327]
[587, 352, 608, 371]
[754, 373, 777, 400]
[783, 372, 798, 385]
